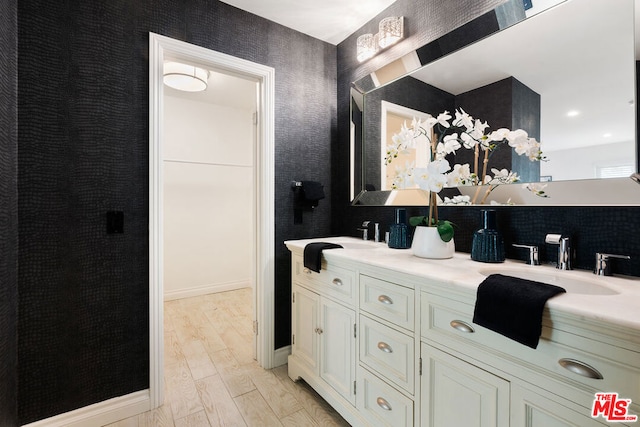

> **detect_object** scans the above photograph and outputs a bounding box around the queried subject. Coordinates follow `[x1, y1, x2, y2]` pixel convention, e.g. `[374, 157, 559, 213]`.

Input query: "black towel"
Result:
[303, 242, 343, 273]
[472, 274, 566, 349]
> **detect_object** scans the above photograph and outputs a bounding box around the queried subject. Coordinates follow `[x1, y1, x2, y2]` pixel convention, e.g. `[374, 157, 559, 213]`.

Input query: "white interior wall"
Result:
[541, 140, 634, 181]
[163, 84, 255, 300]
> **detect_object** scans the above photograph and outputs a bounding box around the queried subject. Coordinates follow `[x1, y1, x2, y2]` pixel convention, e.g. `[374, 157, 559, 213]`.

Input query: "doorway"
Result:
[149, 33, 276, 409]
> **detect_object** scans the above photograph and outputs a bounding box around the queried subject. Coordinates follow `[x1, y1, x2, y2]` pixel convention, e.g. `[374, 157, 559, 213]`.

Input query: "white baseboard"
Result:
[164, 280, 251, 301]
[273, 345, 291, 367]
[22, 390, 151, 427]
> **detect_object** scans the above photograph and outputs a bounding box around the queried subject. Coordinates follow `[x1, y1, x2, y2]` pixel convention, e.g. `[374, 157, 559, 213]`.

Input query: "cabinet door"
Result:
[320, 297, 356, 405]
[292, 284, 319, 374]
[421, 343, 510, 427]
[511, 382, 606, 427]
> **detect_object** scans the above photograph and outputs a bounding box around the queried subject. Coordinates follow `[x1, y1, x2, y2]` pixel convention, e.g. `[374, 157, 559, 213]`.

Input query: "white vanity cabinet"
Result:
[421, 289, 640, 427]
[286, 239, 640, 427]
[288, 254, 359, 422]
[421, 343, 509, 427]
[357, 274, 417, 427]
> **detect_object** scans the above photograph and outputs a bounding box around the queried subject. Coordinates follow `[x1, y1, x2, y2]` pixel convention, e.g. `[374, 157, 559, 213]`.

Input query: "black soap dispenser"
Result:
[388, 208, 411, 249]
[471, 209, 505, 262]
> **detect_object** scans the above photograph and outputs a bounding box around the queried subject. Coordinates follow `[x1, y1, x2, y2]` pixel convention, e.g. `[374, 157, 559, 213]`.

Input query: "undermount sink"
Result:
[478, 267, 620, 296]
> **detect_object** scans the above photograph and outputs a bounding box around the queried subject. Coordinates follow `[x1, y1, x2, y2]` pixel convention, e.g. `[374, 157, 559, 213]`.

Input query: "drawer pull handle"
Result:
[558, 358, 603, 380]
[450, 320, 475, 333]
[376, 397, 392, 411]
[377, 294, 393, 305]
[303, 268, 312, 275]
[332, 278, 343, 286]
[377, 342, 393, 353]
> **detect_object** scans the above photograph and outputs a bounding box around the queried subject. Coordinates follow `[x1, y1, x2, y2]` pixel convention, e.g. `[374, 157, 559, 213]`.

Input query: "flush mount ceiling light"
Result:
[163, 61, 209, 92]
[356, 16, 404, 62]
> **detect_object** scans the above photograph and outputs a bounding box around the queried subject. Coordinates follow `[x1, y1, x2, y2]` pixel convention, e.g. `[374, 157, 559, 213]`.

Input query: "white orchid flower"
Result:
[442, 195, 471, 205]
[460, 132, 477, 149]
[391, 161, 415, 189]
[414, 159, 450, 193]
[525, 139, 543, 161]
[454, 108, 474, 130]
[523, 183, 549, 197]
[507, 129, 529, 145]
[436, 111, 452, 128]
[489, 128, 510, 142]
[447, 163, 473, 186]
[472, 119, 489, 138]
[436, 134, 461, 159]
[489, 168, 520, 184]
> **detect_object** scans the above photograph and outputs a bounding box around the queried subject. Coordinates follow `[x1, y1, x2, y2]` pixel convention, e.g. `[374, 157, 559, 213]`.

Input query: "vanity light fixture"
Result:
[163, 61, 209, 92]
[356, 16, 404, 62]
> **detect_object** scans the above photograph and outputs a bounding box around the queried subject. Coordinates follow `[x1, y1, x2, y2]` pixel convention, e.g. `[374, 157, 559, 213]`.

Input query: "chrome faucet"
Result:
[594, 253, 631, 276]
[358, 221, 370, 240]
[545, 234, 572, 270]
[512, 243, 540, 265]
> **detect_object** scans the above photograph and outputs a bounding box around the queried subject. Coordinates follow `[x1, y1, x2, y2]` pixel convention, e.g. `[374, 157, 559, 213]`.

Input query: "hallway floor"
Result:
[105, 288, 349, 426]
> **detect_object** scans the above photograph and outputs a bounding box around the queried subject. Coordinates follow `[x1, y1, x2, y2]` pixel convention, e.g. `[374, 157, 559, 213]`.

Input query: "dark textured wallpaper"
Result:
[17, 0, 335, 423]
[0, 0, 18, 425]
[334, 0, 640, 277]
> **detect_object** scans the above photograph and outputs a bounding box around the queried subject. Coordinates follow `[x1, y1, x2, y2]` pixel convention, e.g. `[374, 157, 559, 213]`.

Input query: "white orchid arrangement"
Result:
[387, 108, 544, 241]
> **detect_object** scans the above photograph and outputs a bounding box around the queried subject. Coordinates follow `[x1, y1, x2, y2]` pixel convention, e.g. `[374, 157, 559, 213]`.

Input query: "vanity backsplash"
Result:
[335, 205, 640, 278]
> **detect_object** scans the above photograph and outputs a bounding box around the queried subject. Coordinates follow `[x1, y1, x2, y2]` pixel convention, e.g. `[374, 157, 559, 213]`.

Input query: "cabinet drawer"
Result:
[358, 367, 414, 427]
[421, 292, 640, 411]
[293, 255, 355, 304]
[360, 315, 414, 394]
[360, 274, 414, 331]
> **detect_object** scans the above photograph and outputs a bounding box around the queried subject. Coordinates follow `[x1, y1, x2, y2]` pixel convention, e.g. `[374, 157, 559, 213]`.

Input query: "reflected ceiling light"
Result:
[566, 110, 580, 117]
[603, 133, 612, 138]
[163, 61, 209, 92]
[357, 16, 404, 62]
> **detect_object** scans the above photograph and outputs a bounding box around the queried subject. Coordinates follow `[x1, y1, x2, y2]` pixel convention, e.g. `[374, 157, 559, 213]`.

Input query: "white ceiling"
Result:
[219, 0, 397, 45]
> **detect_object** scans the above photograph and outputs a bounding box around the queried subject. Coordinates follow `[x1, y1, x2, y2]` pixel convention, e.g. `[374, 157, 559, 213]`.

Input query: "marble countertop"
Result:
[285, 236, 640, 332]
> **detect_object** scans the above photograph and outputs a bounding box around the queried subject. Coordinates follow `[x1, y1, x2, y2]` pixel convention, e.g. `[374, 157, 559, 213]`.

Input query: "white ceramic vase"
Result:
[411, 226, 455, 259]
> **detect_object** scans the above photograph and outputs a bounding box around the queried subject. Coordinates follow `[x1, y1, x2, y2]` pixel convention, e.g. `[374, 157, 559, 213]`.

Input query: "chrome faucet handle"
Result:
[545, 234, 572, 270]
[594, 253, 631, 276]
[512, 244, 540, 265]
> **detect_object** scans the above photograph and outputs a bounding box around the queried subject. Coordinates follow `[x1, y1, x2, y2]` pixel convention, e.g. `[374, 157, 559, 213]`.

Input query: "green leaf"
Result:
[409, 216, 428, 227]
[436, 220, 454, 242]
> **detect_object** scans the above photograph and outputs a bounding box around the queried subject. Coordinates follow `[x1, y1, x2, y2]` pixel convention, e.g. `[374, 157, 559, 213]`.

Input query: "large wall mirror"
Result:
[351, 0, 640, 206]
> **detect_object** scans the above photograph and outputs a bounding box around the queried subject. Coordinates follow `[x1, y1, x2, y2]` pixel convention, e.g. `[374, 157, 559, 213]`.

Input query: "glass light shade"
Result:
[378, 16, 404, 49]
[356, 33, 378, 62]
[163, 61, 209, 92]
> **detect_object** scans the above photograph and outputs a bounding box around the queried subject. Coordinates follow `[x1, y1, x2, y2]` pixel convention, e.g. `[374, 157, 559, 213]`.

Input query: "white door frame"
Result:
[149, 33, 276, 408]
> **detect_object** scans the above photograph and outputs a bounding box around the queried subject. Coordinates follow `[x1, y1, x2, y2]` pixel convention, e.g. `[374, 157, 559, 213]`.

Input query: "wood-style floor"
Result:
[105, 288, 349, 427]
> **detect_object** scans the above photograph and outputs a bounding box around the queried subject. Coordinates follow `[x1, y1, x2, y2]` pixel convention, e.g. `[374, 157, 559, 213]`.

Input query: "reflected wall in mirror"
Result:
[351, 0, 639, 206]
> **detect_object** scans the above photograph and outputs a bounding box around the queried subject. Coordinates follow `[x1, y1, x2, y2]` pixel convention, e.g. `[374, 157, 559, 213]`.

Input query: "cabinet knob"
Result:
[376, 397, 392, 411]
[377, 294, 393, 305]
[332, 278, 343, 286]
[450, 320, 475, 333]
[558, 358, 603, 380]
[303, 268, 312, 275]
[315, 327, 324, 335]
[377, 341, 393, 353]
